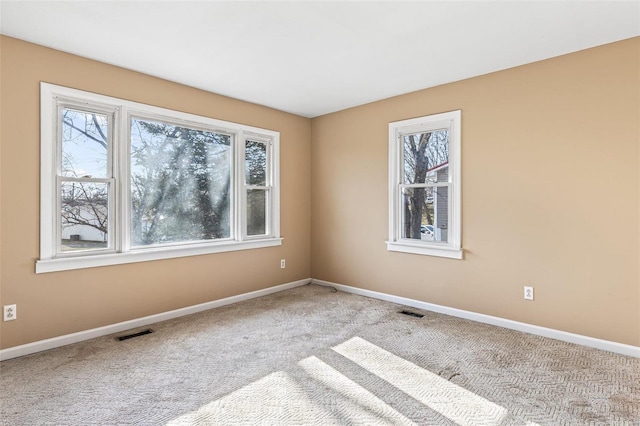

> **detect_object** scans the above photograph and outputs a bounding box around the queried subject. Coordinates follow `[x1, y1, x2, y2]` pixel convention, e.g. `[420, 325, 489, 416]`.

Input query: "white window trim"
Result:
[386, 110, 462, 259]
[37, 83, 281, 274]
[240, 133, 278, 241]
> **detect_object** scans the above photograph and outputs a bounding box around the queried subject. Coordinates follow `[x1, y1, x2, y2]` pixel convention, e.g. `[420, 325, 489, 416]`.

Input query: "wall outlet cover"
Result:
[3, 304, 17, 321]
[524, 286, 534, 301]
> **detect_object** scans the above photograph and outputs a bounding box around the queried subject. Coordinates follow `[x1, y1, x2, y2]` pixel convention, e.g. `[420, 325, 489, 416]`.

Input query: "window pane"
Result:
[61, 181, 109, 251]
[401, 186, 448, 243]
[247, 189, 266, 236]
[402, 129, 449, 184]
[246, 140, 267, 186]
[62, 109, 109, 178]
[130, 118, 232, 246]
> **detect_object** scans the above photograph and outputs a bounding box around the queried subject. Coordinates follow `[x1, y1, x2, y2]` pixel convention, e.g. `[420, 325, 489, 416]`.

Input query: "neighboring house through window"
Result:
[387, 110, 462, 259]
[38, 83, 281, 273]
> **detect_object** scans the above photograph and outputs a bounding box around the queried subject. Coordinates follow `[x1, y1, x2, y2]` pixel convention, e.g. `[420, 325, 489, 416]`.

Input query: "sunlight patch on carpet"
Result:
[167, 336, 544, 425]
[167, 372, 330, 425]
[298, 356, 417, 425]
[333, 336, 509, 426]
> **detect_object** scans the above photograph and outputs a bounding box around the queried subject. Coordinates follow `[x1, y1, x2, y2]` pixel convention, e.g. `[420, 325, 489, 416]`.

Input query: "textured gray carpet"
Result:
[1, 284, 639, 425]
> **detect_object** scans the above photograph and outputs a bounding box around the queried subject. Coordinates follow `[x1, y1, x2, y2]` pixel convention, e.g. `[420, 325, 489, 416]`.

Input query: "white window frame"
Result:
[241, 134, 275, 240]
[37, 83, 281, 273]
[386, 110, 462, 259]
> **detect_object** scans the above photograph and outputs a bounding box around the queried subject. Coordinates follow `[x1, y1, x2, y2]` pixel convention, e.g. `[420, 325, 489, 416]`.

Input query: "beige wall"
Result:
[0, 36, 311, 349]
[1, 35, 639, 351]
[311, 38, 640, 346]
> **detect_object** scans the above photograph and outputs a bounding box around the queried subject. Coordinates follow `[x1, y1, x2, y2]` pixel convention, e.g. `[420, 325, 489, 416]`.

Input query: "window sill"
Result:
[36, 238, 283, 274]
[386, 241, 463, 260]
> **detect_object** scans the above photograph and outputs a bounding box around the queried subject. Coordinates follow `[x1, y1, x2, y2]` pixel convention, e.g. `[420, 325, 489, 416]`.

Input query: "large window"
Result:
[387, 110, 462, 259]
[38, 83, 280, 273]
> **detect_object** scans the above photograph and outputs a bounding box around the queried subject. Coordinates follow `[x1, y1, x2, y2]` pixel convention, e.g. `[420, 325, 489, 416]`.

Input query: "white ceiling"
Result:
[1, 1, 639, 118]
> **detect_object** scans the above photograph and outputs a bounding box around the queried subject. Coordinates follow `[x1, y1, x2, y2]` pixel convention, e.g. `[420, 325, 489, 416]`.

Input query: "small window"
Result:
[38, 83, 281, 273]
[244, 138, 272, 237]
[387, 110, 462, 259]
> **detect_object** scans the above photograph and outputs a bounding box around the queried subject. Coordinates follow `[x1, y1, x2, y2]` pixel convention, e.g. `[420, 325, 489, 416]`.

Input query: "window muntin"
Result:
[38, 83, 281, 273]
[388, 110, 461, 259]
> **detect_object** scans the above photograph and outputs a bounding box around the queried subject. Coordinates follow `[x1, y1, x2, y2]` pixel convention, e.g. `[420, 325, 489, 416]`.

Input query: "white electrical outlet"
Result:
[280, 259, 286, 269]
[3, 304, 17, 321]
[524, 286, 534, 301]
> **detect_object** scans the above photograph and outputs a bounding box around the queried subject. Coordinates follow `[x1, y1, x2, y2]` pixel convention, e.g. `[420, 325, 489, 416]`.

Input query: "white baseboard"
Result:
[4, 277, 637, 361]
[0, 278, 311, 361]
[312, 279, 640, 359]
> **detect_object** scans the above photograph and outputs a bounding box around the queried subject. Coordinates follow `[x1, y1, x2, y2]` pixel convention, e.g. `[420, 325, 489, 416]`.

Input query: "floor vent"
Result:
[116, 329, 153, 341]
[399, 310, 425, 318]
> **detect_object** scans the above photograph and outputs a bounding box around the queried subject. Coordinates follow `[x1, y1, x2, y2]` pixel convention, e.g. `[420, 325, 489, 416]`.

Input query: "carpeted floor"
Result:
[1, 284, 639, 425]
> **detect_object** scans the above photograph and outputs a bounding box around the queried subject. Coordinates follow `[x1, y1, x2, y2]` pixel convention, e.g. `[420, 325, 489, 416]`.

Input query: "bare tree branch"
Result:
[63, 118, 107, 149]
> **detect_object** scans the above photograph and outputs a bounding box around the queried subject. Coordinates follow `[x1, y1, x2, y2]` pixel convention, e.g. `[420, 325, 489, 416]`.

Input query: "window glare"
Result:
[130, 118, 231, 246]
[245, 140, 267, 186]
[247, 189, 267, 236]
